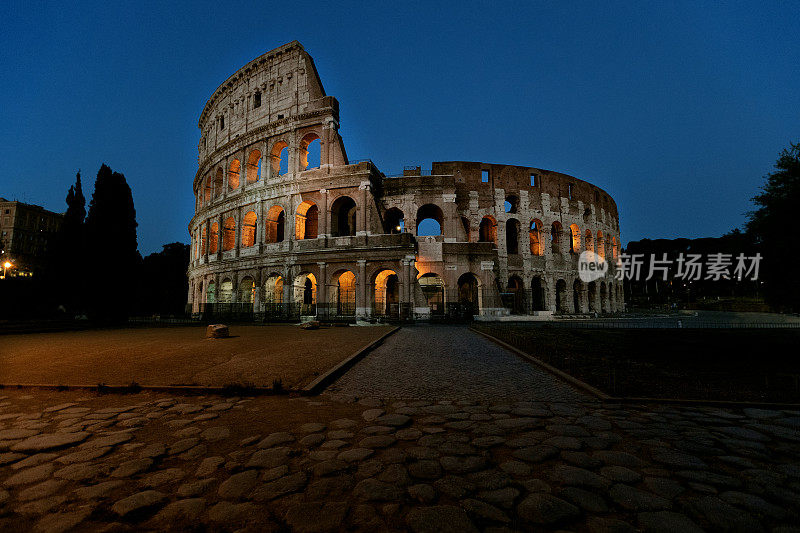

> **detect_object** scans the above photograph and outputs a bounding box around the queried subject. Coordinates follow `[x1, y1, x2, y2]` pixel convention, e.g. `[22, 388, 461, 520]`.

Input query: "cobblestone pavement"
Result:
[1, 388, 799, 531]
[328, 326, 586, 402]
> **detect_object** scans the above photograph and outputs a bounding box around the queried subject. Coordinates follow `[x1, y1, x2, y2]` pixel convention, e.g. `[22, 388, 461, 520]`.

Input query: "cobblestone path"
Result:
[328, 326, 586, 402]
[1, 389, 799, 531]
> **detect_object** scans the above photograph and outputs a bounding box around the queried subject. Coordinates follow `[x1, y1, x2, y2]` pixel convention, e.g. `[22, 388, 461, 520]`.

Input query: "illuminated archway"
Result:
[416, 204, 443, 237]
[228, 159, 241, 190]
[238, 276, 255, 304]
[418, 272, 445, 316]
[295, 201, 318, 240]
[219, 279, 233, 303]
[374, 269, 400, 316]
[265, 206, 285, 243]
[569, 224, 581, 253]
[270, 140, 289, 176]
[263, 274, 283, 304]
[479, 216, 497, 244]
[299, 133, 321, 170]
[246, 150, 261, 183]
[529, 219, 543, 256]
[222, 216, 235, 251]
[241, 211, 257, 247]
[209, 222, 219, 254]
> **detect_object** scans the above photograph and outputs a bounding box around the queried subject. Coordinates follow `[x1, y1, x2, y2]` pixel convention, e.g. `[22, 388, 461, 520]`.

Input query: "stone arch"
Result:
[588, 281, 597, 313]
[584, 229, 594, 253]
[299, 132, 322, 171]
[241, 211, 257, 247]
[457, 273, 481, 316]
[270, 140, 289, 176]
[206, 280, 216, 304]
[596, 230, 605, 259]
[507, 275, 525, 314]
[294, 272, 317, 312]
[331, 195, 357, 237]
[416, 204, 444, 237]
[551, 221, 562, 254]
[209, 222, 219, 254]
[384, 208, 404, 234]
[374, 269, 400, 317]
[203, 175, 212, 204]
[530, 219, 543, 256]
[238, 276, 255, 304]
[263, 274, 284, 304]
[479, 215, 497, 244]
[506, 218, 520, 255]
[295, 201, 318, 240]
[219, 278, 234, 303]
[222, 216, 236, 251]
[569, 224, 581, 254]
[418, 272, 445, 316]
[555, 278, 567, 313]
[228, 159, 241, 190]
[265, 206, 285, 243]
[611, 236, 619, 259]
[531, 275, 546, 311]
[504, 194, 519, 214]
[213, 168, 223, 198]
[573, 279, 583, 313]
[200, 226, 207, 257]
[331, 269, 356, 316]
[246, 150, 262, 183]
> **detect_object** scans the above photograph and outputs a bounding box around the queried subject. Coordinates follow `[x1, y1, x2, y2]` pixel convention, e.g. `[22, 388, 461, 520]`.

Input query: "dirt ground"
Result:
[0, 325, 393, 389]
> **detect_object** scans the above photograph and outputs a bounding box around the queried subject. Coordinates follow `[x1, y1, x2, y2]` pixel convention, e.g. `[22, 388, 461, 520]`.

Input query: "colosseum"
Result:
[187, 41, 623, 321]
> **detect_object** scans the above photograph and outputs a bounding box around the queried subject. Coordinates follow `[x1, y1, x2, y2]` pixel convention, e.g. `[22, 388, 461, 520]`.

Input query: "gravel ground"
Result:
[328, 325, 586, 402]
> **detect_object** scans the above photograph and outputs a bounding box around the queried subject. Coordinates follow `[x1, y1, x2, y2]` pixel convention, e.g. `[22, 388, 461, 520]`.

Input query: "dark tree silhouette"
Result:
[52, 171, 87, 313]
[747, 141, 800, 312]
[84, 164, 140, 322]
[136, 242, 190, 316]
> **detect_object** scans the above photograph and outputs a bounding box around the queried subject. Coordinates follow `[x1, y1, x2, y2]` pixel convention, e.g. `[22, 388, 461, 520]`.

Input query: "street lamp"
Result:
[2, 261, 12, 279]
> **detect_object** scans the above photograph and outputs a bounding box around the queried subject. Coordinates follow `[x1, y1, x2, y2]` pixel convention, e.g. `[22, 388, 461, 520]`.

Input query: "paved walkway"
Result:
[1, 390, 799, 531]
[328, 326, 586, 402]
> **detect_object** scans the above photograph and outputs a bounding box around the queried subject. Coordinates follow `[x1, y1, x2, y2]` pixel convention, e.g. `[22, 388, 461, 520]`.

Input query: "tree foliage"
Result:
[84, 164, 140, 322]
[746, 141, 800, 312]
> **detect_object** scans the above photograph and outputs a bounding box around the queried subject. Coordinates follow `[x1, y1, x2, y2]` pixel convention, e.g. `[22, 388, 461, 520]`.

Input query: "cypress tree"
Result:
[84, 164, 139, 322]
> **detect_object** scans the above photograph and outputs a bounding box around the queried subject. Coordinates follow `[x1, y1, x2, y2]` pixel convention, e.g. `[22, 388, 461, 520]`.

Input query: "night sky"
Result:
[1, 1, 797, 255]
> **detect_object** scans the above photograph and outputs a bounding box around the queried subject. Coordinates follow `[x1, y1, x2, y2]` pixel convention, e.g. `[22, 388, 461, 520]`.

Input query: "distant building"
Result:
[0, 198, 63, 276]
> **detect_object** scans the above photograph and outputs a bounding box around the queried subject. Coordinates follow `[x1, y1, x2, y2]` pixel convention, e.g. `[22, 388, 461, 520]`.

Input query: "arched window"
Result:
[599, 232, 606, 259]
[584, 229, 594, 253]
[299, 133, 321, 170]
[204, 175, 212, 203]
[457, 273, 480, 315]
[295, 201, 318, 240]
[569, 224, 581, 253]
[385, 208, 404, 234]
[611, 236, 619, 259]
[331, 196, 357, 237]
[479, 216, 497, 243]
[200, 226, 207, 256]
[219, 279, 233, 303]
[529, 219, 543, 256]
[374, 270, 400, 317]
[246, 150, 262, 183]
[222, 216, 235, 251]
[418, 273, 445, 315]
[209, 222, 219, 254]
[506, 219, 520, 255]
[241, 211, 257, 247]
[265, 206, 285, 243]
[213, 168, 223, 198]
[551, 221, 562, 254]
[336, 271, 356, 316]
[270, 141, 289, 176]
[238, 277, 255, 304]
[416, 204, 444, 237]
[505, 195, 519, 214]
[263, 275, 283, 304]
[228, 159, 241, 190]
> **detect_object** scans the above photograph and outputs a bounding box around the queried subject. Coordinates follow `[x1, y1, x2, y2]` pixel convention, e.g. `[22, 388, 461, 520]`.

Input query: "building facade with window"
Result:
[0, 198, 63, 277]
[187, 41, 623, 320]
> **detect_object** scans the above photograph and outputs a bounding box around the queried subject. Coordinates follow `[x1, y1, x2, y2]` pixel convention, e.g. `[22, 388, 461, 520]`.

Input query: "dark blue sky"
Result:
[1, 1, 797, 255]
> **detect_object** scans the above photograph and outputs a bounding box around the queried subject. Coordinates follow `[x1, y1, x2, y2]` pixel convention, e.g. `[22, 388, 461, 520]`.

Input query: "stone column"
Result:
[235, 207, 242, 258]
[204, 220, 210, 262]
[216, 214, 223, 259]
[406, 255, 416, 315]
[319, 189, 329, 238]
[357, 181, 370, 236]
[317, 262, 327, 316]
[258, 198, 265, 253]
[442, 193, 458, 243]
[401, 259, 410, 311]
[357, 259, 367, 318]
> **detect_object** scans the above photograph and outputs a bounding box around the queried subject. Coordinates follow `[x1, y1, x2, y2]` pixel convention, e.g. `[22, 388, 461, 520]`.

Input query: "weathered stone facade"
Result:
[187, 41, 623, 320]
